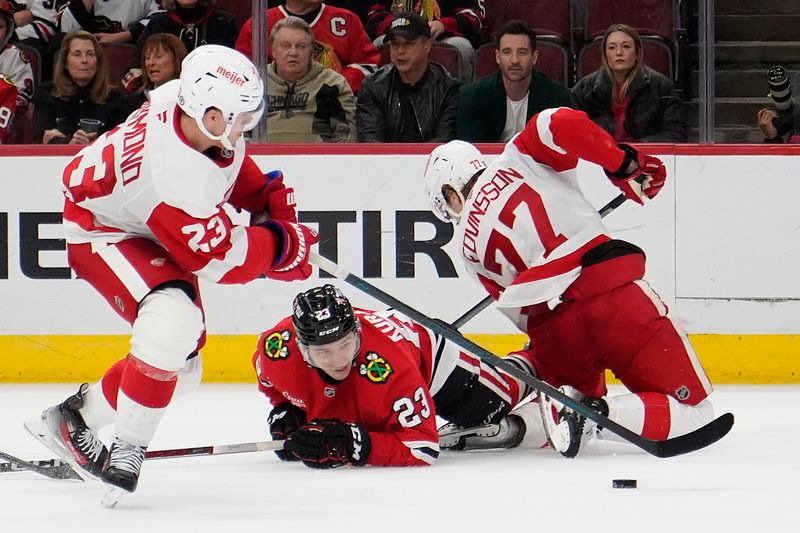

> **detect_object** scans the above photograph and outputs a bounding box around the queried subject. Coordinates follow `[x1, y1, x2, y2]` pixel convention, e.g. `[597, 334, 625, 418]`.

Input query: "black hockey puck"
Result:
[612, 479, 637, 489]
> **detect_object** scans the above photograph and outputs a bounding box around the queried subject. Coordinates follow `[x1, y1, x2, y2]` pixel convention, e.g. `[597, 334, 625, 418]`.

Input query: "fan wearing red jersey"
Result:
[235, 1, 379, 93]
[423, 107, 715, 458]
[254, 284, 550, 468]
[24, 45, 318, 501]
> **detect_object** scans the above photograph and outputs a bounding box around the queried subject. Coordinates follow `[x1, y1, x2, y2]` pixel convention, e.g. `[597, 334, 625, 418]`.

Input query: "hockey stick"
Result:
[308, 251, 734, 458]
[2, 439, 286, 478]
[145, 439, 283, 460]
[451, 192, 629, 330]
[0, 450, 84, 480]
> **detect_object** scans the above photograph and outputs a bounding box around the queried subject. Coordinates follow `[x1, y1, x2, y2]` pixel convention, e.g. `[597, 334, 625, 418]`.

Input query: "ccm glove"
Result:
[268, 402, 307, 462]
[606, 143, 667, 205]
[261, 219, 319, 282]
[284, 419, 371, 469]
[250, 170, 297, 225]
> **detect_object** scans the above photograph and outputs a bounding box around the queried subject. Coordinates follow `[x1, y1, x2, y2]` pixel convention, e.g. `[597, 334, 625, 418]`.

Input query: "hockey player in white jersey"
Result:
[423, 107, 716, 458]
[26, 44, 319, 504]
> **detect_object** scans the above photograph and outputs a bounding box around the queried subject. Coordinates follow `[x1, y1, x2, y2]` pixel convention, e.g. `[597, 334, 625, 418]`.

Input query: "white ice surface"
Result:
[0, 384, 795, 532]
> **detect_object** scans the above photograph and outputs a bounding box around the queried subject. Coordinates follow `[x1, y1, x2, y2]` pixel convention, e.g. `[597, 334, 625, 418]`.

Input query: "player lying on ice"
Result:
[25, 44, 319, 503]
[423, 107, 717, 458]
[253, 284, 558, 468]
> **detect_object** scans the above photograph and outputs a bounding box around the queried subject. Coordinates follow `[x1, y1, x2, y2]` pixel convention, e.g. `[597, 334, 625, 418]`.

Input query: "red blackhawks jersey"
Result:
[454, 107, 629, 326]
[254, 308, 450, 467]
[235, 4, 379, 93]
[61, 80, 282, 285]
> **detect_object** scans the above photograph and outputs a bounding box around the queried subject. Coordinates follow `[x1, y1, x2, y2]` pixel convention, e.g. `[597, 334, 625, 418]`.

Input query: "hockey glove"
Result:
[284, 419, 371, 469]
[268, 402, 307, 462]
[261, 219, 319, 282]
[606, 143, 667, 205]
[250, 171, 298, 225]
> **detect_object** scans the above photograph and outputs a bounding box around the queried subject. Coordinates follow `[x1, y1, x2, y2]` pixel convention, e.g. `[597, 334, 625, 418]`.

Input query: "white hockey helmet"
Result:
[423, 140, 487, 223]
[178, 44, 265, 150]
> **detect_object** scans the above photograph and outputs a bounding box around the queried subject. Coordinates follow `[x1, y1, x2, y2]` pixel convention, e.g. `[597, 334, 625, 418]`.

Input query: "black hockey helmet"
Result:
[292, 284, 357, 346]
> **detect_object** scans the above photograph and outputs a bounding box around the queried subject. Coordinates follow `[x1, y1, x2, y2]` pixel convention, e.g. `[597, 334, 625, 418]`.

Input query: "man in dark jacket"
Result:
[356, 11, 459, 143]
[457, 20, 575, 143]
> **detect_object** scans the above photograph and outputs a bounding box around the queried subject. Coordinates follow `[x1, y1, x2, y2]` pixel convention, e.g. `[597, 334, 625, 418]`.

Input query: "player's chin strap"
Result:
[196, 117, 235, 151]
[307, 251, 734, 459]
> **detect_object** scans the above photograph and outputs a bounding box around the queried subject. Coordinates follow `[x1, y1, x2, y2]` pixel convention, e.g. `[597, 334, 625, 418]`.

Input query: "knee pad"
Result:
[434, 367, 510, 428]
[130, 288, 205, 372]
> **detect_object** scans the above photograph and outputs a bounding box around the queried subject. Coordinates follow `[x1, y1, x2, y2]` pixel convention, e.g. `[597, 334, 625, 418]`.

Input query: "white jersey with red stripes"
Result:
[14, 0, 58, 42]
[454, 107, 627, 321]
[61, 80, 278, 285]
[0, 44, 34, 104]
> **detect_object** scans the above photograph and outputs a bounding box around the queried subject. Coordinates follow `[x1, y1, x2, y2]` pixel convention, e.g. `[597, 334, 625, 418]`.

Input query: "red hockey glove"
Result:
[250, 170, 298, 225]
[284, 419, 371, 469]
[261, 219, 319, 281]
[268, 402, 307, 462]
[606, 144, 667, 205]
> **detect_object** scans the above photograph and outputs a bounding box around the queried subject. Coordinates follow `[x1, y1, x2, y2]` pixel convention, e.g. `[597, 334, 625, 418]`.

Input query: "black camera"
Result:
[767, 66, 792, 112]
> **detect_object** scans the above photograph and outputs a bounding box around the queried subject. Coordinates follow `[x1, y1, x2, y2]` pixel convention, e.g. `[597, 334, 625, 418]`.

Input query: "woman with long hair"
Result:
[571, 24, 687, 142]
[33, 30, 129, 144]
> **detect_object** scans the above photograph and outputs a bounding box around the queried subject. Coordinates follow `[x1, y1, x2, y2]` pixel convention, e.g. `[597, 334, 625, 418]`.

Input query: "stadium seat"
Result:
[377, 43, 462, 81]
[483, 0, 572, 46]
[576, 38, 673, 80]
[474, 41, 568, 85]
[214, 0, 252, 31]
[101, 43, 137, 86]
[584, 0, 677, 43]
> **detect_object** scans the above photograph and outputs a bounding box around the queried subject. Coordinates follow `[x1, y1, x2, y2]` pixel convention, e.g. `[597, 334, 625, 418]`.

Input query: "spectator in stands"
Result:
[56, 0, 162, 44]
[8, 0, 58, 81]
[137, 0, 238, 56]
[457, 20, 575, 143]
[756, 107, 797, 143]
[235, 0, 379, 94]
[266, 16, 355, 142]
[571, 24, 687, 142]
[123, 33, 187, 109]
[33, 30, 129, 144]
[0, 0, 35, 143]
[356, 12, 458, 143]
[358, 1, 484, 84]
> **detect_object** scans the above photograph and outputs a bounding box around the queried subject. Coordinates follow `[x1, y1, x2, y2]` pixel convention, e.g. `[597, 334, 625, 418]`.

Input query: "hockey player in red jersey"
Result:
[235, 1, 379, 93]
[25, 45, 319, 501]
[423, 107, 716, 457]
[253, 284, 551, 468]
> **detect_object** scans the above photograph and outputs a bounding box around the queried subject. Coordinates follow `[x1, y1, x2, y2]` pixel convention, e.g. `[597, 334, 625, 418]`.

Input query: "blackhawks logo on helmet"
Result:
[359, 352, 393, 384]
[263, 330, 292, 360]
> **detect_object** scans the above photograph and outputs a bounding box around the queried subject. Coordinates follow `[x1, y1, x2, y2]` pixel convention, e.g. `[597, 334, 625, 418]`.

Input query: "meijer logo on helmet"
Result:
[216, 66, 246, 86]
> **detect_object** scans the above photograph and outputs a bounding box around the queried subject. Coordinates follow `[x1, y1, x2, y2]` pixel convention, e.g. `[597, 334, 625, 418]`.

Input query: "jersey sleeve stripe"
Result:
[403, 440, 440, 465]
[192, 225, 250, 282]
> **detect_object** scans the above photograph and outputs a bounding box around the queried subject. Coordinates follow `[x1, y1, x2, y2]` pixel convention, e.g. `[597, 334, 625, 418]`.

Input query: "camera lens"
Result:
[767, 66, 792, 111]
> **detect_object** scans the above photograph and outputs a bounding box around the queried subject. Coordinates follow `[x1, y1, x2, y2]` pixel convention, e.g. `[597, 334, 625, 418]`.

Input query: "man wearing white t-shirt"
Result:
[457, 20, 575, 142]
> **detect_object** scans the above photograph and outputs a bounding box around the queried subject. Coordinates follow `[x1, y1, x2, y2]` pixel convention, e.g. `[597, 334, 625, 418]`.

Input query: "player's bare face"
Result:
[66, 38, 98, 87]
[605, 31, 637, 77]
[144, 45, 177, 88]
[390, 36, 430, 81]
[307, 332, 360, 380]
[273, 27, 313, 82]
[496, 34, 536, 83]
[443, 185, 463, 216]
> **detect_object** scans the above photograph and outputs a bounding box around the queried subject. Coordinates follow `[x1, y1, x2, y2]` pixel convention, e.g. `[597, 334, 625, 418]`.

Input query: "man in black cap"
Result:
[356, 11, 459, 143]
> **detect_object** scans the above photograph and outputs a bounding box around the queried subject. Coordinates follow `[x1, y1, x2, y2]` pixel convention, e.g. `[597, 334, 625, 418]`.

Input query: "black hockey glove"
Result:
[268, 402, 307, 462]
[284, 419, 371, 469]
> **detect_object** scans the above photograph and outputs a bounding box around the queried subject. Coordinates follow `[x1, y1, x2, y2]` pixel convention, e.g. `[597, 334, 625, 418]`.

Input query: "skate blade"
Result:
[23, 418, 101, 482]
[100, 486, 128, 509]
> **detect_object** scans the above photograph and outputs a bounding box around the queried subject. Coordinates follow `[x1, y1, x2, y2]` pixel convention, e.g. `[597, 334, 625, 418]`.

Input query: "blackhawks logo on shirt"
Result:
[359, 352, 393, 384]
[263, 330, 291, 360]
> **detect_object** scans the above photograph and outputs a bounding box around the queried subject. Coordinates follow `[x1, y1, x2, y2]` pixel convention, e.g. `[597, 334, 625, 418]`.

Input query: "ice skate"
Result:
[439, 415, 526, 451]
[539, 387, 608, 458]
[101, 437, 146, 497]
[23, 383, 108, 479]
